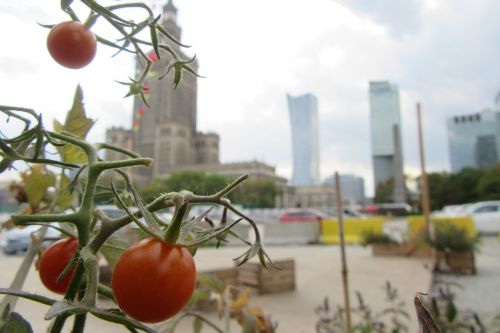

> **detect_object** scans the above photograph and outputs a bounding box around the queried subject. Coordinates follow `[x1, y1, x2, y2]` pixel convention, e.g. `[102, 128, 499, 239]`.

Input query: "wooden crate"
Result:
[435, 251, 476, 275]
[237, 259, 295, 294]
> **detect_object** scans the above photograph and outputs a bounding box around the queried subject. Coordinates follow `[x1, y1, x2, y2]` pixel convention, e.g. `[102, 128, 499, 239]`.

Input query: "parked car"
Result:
[0, 224, 61, 255]
[433, 201, 500, 235]
[432, 204, 471, 217]
[278, 208, 329, 223]
[464, 201, 500, 235]
[320, 208, 365, 219]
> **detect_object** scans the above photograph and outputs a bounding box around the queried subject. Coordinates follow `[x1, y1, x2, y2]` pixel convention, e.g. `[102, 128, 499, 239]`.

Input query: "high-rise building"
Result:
[369, 81, 406, 202]
[130, 0, 219, 184]
[447, 108, 500, 173]
[287, 93, 320, 186]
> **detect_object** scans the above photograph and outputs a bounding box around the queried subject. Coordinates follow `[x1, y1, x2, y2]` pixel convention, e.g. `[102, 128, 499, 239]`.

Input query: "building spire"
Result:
[160, 0, 181, 42]
[163, 0, 178, 22]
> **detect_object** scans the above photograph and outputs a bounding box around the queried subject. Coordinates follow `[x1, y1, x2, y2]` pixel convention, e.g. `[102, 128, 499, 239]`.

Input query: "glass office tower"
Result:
[287, 93, 320, 186]
[448, 109, 500, 173]
[369, 81, 406, 202]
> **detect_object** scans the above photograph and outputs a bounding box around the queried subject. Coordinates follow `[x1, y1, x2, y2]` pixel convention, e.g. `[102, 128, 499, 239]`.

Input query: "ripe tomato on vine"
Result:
[112, 238, 197, 323]
[47, 21, 97, 69]
[38, 237, 79, 295]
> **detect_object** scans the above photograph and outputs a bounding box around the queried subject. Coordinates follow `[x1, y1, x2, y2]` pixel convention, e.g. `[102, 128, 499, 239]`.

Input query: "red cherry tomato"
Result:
[39, 237, 79, 295]
[47, 21, 97, 69]
[112, 238, 197, 323]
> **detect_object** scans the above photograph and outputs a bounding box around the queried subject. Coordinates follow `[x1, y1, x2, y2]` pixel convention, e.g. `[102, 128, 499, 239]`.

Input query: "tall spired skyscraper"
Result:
[287, 93, 320, 186]
[131, 0, 219, 184]
[369, 81, 406, 202]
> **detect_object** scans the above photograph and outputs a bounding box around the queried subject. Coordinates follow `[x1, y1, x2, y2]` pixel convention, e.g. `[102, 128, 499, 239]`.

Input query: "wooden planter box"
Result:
[200, 267, 239, 286]
[237, 259, 295, 294]
[409, 243, 433, 258]
[435, 250, 476, 275]
[372, 243, 405, 256]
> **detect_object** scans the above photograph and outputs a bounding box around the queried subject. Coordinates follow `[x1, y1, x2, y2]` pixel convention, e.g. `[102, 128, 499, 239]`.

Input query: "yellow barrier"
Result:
[407, 215, 477, 238]
[321, 218, 385, 244]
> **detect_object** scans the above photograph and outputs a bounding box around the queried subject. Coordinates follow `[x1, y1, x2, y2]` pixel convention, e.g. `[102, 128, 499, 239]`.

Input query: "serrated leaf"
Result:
[53, 85, 95, 163]
[193, 317, 202, 333]
[100, 237, 129, 270]
[25, 171, 55, 207]
[0, 312, 33, 333]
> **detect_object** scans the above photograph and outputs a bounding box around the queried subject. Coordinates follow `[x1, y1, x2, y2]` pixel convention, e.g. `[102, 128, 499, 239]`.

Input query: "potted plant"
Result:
[361, 230, 405, 256]
[427, 222, 478, 274]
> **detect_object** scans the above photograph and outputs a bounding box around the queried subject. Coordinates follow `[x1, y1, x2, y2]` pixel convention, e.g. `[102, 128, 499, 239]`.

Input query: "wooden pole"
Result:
[334, 172, 352, 333]
[416, 103, 431, 237]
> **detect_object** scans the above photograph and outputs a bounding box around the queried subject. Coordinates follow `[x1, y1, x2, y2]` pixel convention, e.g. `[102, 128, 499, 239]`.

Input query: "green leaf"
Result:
[53, 85, 95, 163]
[193, 317, 202, 333]
[25, 171, 55, 207]
[100, 237, 128, 270]
[197, 274, 226, 294]
[446, 298, 457, 322]
[187, 289, 209, 309]
[0, 312, 33, 333]
[241, 314, 256, 333]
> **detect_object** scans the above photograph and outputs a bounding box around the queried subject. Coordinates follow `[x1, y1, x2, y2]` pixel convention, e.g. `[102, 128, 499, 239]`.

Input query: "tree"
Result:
[426, 172, 451, 211]
[140, 171, 228, 202]
[230, 178, 280, 208]
[476, 164, 500, 200]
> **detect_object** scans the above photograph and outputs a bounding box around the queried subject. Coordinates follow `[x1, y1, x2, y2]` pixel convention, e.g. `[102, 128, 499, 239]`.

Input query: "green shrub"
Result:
[427, 222, 479, 252]
[360, 230, 399, 246]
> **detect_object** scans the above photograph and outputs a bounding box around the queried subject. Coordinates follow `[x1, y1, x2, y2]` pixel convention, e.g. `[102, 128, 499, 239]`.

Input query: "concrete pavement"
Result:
[0, 244, 433, 332]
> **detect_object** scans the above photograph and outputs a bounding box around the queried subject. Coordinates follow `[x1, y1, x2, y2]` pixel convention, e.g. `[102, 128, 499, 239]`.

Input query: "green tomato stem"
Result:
[164, 203, 188, 244]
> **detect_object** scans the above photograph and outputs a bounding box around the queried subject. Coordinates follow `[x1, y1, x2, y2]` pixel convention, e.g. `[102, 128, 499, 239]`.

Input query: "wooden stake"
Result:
[335, 172, 352, 333]
[417, 103, 431, 237]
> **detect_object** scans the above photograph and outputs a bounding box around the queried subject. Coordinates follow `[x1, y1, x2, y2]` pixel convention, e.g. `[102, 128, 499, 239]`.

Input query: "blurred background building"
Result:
[447, 93, 500, 173]
[104, 1, 283, 187]
[323, 173, 366, 205]
[369, 81, 406, 203]
[129, 0, 219, 185]
[287, 93, 320, 186]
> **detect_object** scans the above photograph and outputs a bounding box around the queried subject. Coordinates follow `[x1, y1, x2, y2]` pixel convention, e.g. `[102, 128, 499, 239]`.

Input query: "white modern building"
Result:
[369, 81, 406, 202]
[287, 93, 320, 186]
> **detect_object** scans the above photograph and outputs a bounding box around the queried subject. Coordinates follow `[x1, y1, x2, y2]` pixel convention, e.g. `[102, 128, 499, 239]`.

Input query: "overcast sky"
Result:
[1, 0, 500, 196]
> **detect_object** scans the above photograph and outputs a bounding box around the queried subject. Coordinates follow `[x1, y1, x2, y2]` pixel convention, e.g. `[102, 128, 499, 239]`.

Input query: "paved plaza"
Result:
[1, 244, 434, 332]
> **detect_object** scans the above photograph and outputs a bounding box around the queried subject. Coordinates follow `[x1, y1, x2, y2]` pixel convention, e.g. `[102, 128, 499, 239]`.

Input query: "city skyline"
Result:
[2, 1, 500, 196]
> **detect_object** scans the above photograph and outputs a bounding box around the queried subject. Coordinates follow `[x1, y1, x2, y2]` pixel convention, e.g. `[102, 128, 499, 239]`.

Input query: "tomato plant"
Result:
[38, 237, 79, 295]
[47, 21, 97, 69]
[111, 238, 197, 323]
[0, 2, 270, 332]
